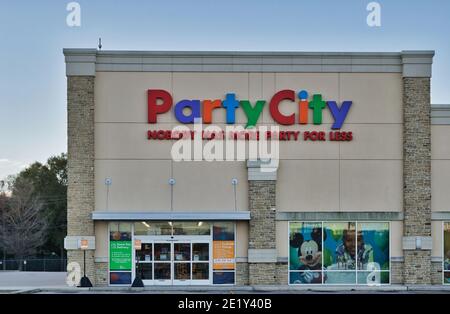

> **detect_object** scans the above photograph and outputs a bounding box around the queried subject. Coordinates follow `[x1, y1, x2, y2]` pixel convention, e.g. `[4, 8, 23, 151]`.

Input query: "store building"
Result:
[63, 49, 450, 286]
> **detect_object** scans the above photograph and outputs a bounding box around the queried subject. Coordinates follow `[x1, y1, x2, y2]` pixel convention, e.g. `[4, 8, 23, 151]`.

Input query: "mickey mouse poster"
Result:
[289, 223, 325, 284]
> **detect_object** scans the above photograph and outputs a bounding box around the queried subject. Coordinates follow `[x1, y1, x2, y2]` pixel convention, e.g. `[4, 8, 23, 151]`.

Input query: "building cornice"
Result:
[431, 104, 450, 125]
[63, 49, 434, 77]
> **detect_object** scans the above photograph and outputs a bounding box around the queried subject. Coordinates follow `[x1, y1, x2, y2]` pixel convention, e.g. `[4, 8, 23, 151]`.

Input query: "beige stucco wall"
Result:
[432, 221, 443, 258]
[431, 125, 450, 258]
[275, 73, 403, 212]
[94, 221, 108, 259]
[431, 125, 450, 212]
[390, 221, 403, 257]
[236, 221, 249, 258]
[276, 221, 288, 258]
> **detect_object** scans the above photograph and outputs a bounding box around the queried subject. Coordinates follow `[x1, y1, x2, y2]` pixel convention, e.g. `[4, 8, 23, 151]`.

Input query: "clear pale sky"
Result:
[1, 0, 449, 181]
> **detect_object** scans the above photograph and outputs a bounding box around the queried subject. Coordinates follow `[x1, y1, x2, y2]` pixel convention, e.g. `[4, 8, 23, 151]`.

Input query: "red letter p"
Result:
[148, 89, 173, 123]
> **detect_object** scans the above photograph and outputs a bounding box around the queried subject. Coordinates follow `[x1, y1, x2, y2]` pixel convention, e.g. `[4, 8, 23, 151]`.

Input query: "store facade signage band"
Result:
[148, 89, 352, 129]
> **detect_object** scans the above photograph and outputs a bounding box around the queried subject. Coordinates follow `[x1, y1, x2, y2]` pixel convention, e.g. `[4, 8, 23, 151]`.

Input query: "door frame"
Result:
[135, 235, 212, 286]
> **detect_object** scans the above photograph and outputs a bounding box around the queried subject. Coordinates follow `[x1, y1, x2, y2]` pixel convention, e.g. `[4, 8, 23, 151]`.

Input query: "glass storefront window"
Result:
[213, 271, 235, 285]
[109, 222, 132, 285]
[289, 222, 323, 284]
[134, 221, 211, 236]
[289, 221, 390, 285]
[192, 263, 209, 280]
[174, 243, 191, 261]
[323, 222, 357, 272]
[137, 243, 152, 261]
[213, 222, 235, 241]
[154, 243, 171, 261]
[138, 263, 153, 280]
[154, 263, 171, 280]
[356, 222, 390, 284]
[193, 243, 209, 261]
[134, 221, 172, 235]
[130, 221, 236, 285]
[212, 222, 235, 284]
[173, 221, 211, 235]
[174, 263, 191, 280]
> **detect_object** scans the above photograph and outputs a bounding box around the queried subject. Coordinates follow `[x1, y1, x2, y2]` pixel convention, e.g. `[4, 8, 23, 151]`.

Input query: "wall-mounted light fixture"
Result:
[105, 178, 112, 210]
[169, 178, 176, 211]
[232, 178, 238, 211]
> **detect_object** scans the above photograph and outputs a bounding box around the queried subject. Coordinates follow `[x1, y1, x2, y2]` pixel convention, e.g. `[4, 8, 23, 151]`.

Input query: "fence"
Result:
[0, 258, 67, 272]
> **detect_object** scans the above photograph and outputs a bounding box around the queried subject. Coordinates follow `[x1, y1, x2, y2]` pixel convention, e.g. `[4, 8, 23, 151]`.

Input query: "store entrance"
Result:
[135, 237, 211, 285]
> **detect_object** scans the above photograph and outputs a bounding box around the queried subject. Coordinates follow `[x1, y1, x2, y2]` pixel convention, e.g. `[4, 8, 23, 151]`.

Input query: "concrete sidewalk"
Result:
[1, 272, 450, 294]
[2, 285, 450, 294]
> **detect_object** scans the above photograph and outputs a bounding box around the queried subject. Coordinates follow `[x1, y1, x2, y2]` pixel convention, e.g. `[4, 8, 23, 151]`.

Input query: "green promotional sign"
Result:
[110, 241, 132, 270]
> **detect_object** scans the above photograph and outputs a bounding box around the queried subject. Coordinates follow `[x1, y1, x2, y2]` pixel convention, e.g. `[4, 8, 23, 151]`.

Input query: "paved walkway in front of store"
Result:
[2, 285, 450, 294]
[1, 272, 449, 294]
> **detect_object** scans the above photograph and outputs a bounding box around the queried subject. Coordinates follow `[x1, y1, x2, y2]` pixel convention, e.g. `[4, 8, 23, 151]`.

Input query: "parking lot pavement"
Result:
[1, 272, 450, 294]
[0, 271, 66, 290]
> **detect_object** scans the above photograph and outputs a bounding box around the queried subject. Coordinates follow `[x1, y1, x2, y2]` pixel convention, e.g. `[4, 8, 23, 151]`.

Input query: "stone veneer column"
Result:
[66, 75, 96, 283]
[247, 160, 277, 285]
[402, 51, 434, 284]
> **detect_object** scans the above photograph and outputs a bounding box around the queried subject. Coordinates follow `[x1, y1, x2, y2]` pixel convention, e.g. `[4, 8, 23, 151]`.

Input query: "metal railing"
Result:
[0, 258, 67, 272]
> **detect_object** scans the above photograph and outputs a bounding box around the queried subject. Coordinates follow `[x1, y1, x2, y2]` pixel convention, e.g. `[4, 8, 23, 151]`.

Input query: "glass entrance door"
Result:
[153, 241, 172, 285]
[135, 238, 211, 285]
[173, 242, 191, 285]
[191, 241, 210, 285]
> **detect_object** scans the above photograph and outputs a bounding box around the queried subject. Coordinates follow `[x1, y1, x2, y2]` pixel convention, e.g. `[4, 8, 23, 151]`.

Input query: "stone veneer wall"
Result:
[248, 180, 277, 285]
[431, 261, 443, 284]
[390, 261, 404, 284]
[67, 76, 96, 283]
[95, 262, 108, 286]
[403, 77, 432, 284]
[236, 262, 249, 286]
[248, 263, 276, 285]
[275, 262, 288, 285]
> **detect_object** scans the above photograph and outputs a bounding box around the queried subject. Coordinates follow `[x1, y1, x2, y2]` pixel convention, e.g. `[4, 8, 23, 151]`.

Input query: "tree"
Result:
[12, 153, 67, 256]
[0, 178, 48, 269]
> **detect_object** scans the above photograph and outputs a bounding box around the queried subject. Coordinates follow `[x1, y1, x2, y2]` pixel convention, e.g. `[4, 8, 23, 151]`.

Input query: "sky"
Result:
[0, 0, 449, 181]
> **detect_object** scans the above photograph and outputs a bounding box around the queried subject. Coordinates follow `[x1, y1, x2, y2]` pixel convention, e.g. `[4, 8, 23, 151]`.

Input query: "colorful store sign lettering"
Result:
[148, 89, 352, 129]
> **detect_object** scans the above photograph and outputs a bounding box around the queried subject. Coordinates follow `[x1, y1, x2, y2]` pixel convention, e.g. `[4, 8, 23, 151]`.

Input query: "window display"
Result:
[289, 222, 323, 284]
[109, 222, 132, 285]
[212, 222, 235, 284]
[289, 221, 390, 285]
[444, 222, 450, 284]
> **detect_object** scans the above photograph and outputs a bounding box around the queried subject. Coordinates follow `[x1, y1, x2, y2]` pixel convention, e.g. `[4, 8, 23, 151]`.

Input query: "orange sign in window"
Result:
[213, 240, 235, 270]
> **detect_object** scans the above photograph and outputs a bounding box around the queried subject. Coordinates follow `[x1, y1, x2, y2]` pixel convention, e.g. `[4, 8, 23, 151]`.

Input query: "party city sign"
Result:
[148, 89, 352, 129]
